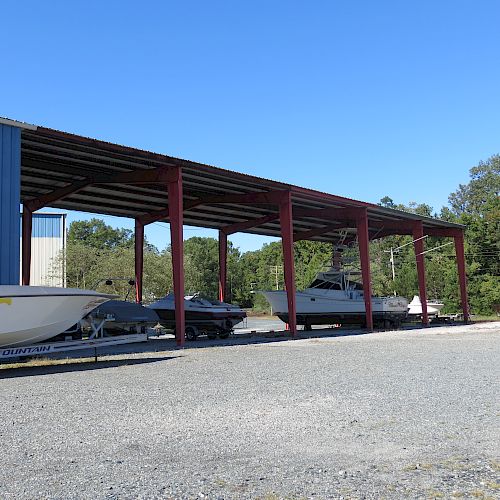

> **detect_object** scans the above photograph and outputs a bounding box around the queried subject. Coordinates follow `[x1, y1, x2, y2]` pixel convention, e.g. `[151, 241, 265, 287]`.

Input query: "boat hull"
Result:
[260, 290, 408, 327]
[153, 308, 246, 331]
[84, 300, 160, 334]
[407, 296, 444, 317]
[149, 296, 246, 332]
[0, 287, 113, 347]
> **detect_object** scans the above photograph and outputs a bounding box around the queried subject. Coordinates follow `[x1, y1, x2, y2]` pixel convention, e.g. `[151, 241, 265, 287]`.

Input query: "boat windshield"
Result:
[308, 270, 364, 291]
[309, 279, 343, 290]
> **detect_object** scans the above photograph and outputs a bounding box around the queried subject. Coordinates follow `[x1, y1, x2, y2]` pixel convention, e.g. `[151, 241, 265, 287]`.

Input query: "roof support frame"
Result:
[24, 166, 179, 212]
[138, 189, 290, 226]
[221, 214, 280, 235]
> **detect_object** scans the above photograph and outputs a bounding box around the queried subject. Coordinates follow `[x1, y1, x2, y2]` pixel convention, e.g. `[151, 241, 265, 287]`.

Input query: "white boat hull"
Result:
[260, 289, 408, 326]
[407, 296, 444, 317]
[0, 286, 114, 347]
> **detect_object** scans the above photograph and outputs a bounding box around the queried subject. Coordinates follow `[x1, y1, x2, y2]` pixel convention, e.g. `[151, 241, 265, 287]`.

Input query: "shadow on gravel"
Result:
[144, 321, 466, 353]
[147, 327, 374, 352]
[0, 355, 177, 379]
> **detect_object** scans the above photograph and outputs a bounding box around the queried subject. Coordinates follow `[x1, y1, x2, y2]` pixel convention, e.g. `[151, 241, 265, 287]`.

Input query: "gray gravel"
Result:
[1, 322, 499, 499]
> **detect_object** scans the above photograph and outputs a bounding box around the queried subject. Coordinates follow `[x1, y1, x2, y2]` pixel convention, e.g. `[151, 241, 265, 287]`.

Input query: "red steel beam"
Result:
[293, 222, 352, 242]
[221, 213, 280, 235]
[454, 231, 469, 322]
[134, 219, 144, 304]
[424, 227, 463, 238]
[25, 166, 177, 212]
[185, 190, 289, 208]
[168, 169, 185, 347]
[356, 209, 374, 331]
[413, 221, 429, 326]
[139, 190, 289, 226]
[21, 206, 33, 285]
[293, 206, 364, 221]
[219, 231, 227, 302]
[280, 191, 297, 335]
[139, 207, 169, 226]
[25, 179, 92, 212]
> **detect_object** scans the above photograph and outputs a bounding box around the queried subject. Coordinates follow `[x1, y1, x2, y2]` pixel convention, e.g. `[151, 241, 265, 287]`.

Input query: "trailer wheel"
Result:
[185, 326, 198, 341]
[207, 332, 217, 340]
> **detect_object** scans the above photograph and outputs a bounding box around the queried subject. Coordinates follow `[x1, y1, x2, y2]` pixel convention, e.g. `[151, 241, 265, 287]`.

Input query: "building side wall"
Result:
[19, 214, 66, 287]
[0, 124, 21, 285]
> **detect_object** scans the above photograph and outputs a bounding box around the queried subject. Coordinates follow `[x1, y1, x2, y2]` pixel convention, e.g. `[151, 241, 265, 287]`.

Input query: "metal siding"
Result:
[32, 214, 62, 237]
[0, 124, 21, 284]
[18, 214, 66, 286]
[30, 237, 65, 286]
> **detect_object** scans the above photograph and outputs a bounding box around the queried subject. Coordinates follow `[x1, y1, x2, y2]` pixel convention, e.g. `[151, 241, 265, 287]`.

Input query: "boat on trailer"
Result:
[80, 300, 160, 336]
[407, 295, 444, 318]
[148, 293, 246, 340]
[0, 286, 115, 347]
[259, 268, 408, 329]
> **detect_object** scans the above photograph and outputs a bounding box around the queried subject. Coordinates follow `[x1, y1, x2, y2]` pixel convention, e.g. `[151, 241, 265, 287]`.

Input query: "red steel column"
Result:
[218, 230, 227, 302]
[356, 210, 373, 331]
[22, 206, 33, 286]
[279, 192, 297, 335]
[454, 230, 469, 322]
[134, 219, 144, 304]
[168, 169, 185, 347]
[413, 221, 429, 326]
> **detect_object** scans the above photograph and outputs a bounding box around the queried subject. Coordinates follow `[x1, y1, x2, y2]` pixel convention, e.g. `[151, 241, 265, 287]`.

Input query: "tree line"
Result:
[53, 155, 499, 315]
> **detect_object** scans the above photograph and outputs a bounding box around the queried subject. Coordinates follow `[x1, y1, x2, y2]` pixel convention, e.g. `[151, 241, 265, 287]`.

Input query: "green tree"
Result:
[447, 157, 500, 314]
[68, 218, 134, 250]
[448, 155, 500, 216]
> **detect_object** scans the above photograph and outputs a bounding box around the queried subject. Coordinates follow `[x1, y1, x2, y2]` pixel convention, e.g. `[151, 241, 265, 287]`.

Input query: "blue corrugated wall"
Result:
[0, 124, 21, 284]
[31, 214, 63, 238]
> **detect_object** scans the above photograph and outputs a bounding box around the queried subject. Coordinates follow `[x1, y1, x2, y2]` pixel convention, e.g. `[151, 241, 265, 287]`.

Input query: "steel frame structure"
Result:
[10, 119, 470, 346]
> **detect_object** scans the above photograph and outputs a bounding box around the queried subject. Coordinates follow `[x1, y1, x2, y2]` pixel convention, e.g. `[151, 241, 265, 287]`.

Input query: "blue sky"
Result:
[3, 1, 499, 252]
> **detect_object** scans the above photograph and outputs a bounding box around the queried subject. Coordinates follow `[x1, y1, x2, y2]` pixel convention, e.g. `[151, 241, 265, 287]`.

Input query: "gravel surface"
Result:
[1, 322, 499, 499]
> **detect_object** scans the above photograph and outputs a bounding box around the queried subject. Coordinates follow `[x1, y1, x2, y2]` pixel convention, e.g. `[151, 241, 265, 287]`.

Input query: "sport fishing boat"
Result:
[259, 268, 408, 329]
[148, 293, 246, 339]
[0, 286, 115, 347]
[407, 295, 444, 318]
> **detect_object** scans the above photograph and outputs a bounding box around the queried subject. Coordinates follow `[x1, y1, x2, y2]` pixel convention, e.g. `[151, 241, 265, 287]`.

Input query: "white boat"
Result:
[0, 286, 115, 347]
[259, 269, 408, 329]
[407, 295, 444, 318]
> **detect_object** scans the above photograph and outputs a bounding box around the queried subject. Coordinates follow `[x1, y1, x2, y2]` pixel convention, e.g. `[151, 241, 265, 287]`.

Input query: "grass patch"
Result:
[0, 356, 97, 370]
[403, 463, 434, 472]
[471, 315, 500, 322]
[427, 489, 444, 498]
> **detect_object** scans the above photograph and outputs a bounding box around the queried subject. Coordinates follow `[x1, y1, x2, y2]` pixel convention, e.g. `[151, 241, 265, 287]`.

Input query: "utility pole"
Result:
[270, 265, 283, 290]
[389, 247, 396, 281]
[384, 235, 428, 295]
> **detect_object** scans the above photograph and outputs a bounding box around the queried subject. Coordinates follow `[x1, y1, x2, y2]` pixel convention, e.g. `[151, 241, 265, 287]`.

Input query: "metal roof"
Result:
[6, 117, 462, 243]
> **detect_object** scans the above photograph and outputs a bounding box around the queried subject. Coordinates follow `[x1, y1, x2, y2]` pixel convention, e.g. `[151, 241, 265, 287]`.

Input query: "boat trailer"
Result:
[0, 316, 148, 362]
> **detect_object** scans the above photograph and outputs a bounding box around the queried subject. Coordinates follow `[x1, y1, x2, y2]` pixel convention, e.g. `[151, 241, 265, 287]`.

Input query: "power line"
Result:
[416, 241, 454, 256]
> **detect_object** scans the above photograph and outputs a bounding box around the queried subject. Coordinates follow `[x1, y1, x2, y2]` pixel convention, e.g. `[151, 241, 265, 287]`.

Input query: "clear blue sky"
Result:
[3, 1, 499, 252]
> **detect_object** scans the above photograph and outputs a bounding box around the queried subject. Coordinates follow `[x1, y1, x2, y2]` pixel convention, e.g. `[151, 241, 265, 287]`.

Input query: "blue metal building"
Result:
[0, 122, 21, 284]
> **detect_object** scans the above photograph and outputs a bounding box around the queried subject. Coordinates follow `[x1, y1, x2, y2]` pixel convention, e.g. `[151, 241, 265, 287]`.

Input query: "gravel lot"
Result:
[1, 322, 499, 499]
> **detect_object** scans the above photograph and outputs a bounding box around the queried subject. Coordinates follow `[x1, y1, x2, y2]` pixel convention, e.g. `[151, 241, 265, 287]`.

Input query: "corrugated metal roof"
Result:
[9, 118, 463, 243]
